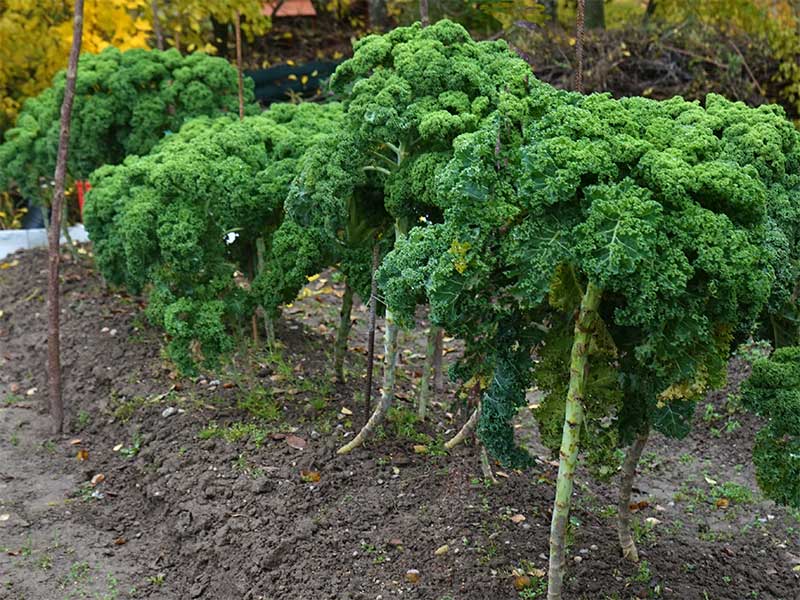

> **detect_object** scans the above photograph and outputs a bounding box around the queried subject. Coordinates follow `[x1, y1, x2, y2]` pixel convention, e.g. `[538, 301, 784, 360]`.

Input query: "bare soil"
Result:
[0, 246, 798, 600]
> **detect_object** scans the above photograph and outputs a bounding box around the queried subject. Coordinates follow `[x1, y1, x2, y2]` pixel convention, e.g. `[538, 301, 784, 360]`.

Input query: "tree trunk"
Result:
[419, 0, 429, 26]
[333, 280, 354, 383]
[618, 429, 650, 562]
[48, 0, 84, 436]
[369, 0, 389, 30]
[151, 0, 165, 49]
[585, 0, 605, 29]
[234, 11, 244, 120]
[546, 281, 602, 600]
[417, 324, 440, 419]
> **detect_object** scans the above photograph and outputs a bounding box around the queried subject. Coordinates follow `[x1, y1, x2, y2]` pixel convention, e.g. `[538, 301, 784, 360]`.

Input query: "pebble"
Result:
[574, 556, 583, 564]
[162, 406, 178, 418]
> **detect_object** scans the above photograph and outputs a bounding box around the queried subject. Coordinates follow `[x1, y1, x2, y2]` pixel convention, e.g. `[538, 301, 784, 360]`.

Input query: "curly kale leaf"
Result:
[0, 47, 256, 200]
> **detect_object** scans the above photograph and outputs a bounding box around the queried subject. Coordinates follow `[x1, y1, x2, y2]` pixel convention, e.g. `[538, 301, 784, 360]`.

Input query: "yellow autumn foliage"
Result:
[0, 0, 151, 136]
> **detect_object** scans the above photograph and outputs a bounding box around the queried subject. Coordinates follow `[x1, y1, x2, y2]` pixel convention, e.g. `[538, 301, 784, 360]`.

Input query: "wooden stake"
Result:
[235, 11, 244, 120]
[48, 0, 84, 435]
[151, 0, 165, 50]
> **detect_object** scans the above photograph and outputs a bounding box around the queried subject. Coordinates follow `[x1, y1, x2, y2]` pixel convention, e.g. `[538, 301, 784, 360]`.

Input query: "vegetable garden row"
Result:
[1, 19, 799, 600]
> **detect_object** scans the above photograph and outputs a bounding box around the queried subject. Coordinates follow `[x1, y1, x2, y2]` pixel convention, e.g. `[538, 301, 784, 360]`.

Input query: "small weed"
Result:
[40, 440, 57, 454]
[63, 561, 91, 585]
[703, 403, 721, 422]
[678, 453, 693, 465]
[633, 560, 652, 584]
[2, 394, 22, 406]
[237, 387, 280, 421]
[711, 481, 753, 505]
[119, 432, 142, 458]
[147, 573, 165, 586]
[9, 433, 19, 446]
[198, 421, 272, 446]
[76, 410, 92, 429]
[37, 554, 53, 571]
[724, 420, 741, 434]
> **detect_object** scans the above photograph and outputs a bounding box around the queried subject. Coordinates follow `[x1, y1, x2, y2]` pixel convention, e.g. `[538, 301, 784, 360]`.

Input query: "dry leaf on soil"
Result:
[286, 435, 307, 450]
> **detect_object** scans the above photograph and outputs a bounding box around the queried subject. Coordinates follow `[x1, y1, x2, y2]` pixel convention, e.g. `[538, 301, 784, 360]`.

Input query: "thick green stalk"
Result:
[547, 280, 602, 600]
[255, 237, 275, 348]
[444, 404, 479, 450]
[338, 308, 398, 454]
[338, 222, 404, 454]
[618, 429, 649, 562]
[333, 280, 354, 383]
[417, 324, 440, 419]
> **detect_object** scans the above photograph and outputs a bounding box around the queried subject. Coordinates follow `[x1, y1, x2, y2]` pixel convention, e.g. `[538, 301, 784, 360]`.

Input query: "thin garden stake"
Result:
[362, 242, 381, 426]
[420, 0, 429, 26]
[151, 0, 165, 50]
[235, 11, 245, 120]
[48, 0, 84, 435]
[575, 0, 585, 93]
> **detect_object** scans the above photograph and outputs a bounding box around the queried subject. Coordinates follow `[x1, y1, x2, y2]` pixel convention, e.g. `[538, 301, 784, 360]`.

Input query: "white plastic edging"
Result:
[0, 225, 89, 260]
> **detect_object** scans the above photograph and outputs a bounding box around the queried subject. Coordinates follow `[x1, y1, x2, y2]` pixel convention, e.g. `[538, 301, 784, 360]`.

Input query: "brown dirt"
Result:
[0, 246, 798, 600]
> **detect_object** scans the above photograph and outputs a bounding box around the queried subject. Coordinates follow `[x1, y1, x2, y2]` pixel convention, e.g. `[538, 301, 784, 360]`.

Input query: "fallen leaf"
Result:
[113, 444, 123, 452]
[113, 537, 127, 546]
[434, 544, 449, 556]
[76, 449, 89, 461]
[300, 470, 321, 483]
[405, 569, 420, 583]
[306, 273, 320, 282]
[495, 471, 509, 479]
[704, 476, 717, 486]
[530, 568, 546, 578]
[69, 438, 82, 445]
[715, 498, 729, 509]
[793, 565, 800, 573]
[413, 444, 428, 455]
[510, 514, 526, 524]
[340, 407, 353, 416]
[286, 435, 307, 450]
[513, 574, 532, 591]
[25, 387, 36, 396]
[222, 382, 235, 389]
[91, 473, 105, 486]
[629, 500, 649, 512]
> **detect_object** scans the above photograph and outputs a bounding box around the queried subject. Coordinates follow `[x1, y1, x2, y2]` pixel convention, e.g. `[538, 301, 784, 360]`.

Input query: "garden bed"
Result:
[0, 246, 798, 599]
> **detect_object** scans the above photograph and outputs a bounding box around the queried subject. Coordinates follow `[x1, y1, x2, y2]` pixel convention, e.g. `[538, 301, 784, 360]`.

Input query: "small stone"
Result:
[590, 544, 598, 551]
[404, 569, 420, 584]
[434, 544, 449, 556]
[161, 406, 178, 418]
[573, 556, 583, 564]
